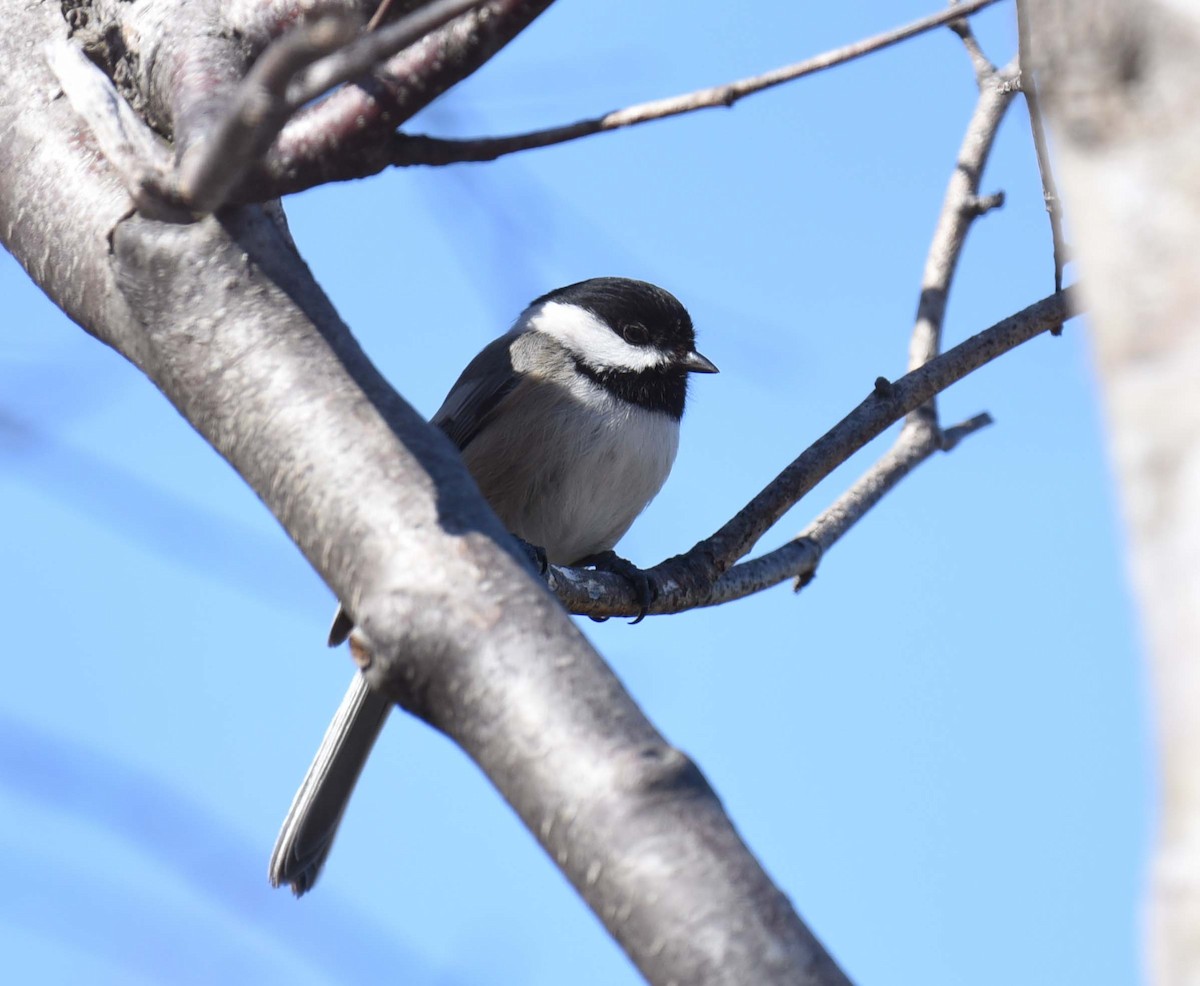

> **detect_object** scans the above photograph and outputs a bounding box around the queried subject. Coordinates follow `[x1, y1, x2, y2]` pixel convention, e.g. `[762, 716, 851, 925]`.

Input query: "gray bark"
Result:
[1022, 1, 1200, 982]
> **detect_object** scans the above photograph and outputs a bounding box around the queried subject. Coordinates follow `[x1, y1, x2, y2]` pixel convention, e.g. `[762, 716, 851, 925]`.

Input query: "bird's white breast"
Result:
[461, 364, 680, 565]
[540, 386, 679, 563]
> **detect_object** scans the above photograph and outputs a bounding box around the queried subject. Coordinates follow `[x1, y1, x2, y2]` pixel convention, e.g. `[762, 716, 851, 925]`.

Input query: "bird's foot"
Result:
[513, 536, 549, 576]
[577, 550, 656, 624]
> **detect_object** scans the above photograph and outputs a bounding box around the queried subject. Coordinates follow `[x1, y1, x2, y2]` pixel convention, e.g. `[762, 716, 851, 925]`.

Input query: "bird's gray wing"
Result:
[327, 332, 526, 646]
[431, 330, 524, 452]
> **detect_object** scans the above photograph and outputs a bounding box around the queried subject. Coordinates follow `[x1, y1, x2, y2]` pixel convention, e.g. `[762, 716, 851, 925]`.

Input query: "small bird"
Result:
[269, 277, 718, 895]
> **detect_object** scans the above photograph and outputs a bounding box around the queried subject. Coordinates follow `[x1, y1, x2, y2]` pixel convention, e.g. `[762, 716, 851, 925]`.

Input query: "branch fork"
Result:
[49, 0, 496, 215]
[538, 24, 1072, 622]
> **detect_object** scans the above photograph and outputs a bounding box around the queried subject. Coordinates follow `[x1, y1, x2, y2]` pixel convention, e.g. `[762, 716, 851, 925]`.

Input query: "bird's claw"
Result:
[513, 536, 549, 577]
[579, 550, 656, 624]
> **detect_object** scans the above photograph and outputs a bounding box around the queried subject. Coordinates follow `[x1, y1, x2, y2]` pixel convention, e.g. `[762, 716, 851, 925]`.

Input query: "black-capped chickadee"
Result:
[269, 277, 717, 895]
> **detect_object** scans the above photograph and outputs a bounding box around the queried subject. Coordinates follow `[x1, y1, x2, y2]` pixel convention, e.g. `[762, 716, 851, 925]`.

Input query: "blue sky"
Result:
[1, 2, 1149, 984]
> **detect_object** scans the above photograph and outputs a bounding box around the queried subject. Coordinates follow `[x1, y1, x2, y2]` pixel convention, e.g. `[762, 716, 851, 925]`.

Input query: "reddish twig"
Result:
[261, 0, 555, 195]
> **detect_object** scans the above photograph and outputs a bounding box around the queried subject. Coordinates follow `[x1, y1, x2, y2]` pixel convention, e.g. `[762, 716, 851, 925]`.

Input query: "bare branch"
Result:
[71, 0, 524, 215]
[549, 39, 1044, 622]
[764, 32, 1011, 618]
[1015, 1, 1068, 294]
[907, 57, 1020, 400]
[407, 0, 1005, 166]
[551, 290, 1077, 618]
[722, 422, 955, 604]
[949, 15, 997, 84]
[65, 1, 541, 215]
[779, 409, 993, 590]
[704, 31, 1022, 610]
[63, 0, 261, 212]
[249, 0, 1003, 192]
[388, 0, 1005, 165]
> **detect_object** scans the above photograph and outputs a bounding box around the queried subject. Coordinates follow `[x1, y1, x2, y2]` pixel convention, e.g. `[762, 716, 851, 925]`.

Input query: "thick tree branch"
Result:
[143, 0, 250, 163]
[63, 1, 548, 213]
[1021, 2, 1200, 981]
[68, 0, 258, 208]
[3, 4, 851, 983]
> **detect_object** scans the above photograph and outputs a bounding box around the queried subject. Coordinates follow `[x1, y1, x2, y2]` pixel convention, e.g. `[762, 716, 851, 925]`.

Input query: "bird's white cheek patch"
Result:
[528, 301, 670, 371]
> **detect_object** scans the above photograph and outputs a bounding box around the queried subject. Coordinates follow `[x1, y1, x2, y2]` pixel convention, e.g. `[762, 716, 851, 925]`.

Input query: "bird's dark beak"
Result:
[681, 350, 719, 374]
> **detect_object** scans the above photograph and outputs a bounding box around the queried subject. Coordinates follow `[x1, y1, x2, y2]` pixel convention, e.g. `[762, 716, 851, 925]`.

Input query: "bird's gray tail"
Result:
[269, 672, 392, 896]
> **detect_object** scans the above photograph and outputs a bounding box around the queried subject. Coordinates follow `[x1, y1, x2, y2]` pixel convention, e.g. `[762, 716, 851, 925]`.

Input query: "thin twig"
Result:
[949, 16, 996, 84]
[366, 0, 398, 31]
[907, 56, 1020, 425]
[289, 0, 483, 106]
[757, 35, 1021, 601]
[940, 411, 993, 450]
[386, 0, 1005, 166]
[776, 409, 992, 591]
[1016, 0, 1067, 295]
[550, 290, 1076, 618]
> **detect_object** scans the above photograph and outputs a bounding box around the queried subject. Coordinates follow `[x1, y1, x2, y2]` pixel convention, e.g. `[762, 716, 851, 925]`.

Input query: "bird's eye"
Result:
[623, 323, 649, 345]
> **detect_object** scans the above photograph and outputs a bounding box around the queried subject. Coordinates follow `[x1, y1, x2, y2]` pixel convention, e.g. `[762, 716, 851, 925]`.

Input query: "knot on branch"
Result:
[351, 584, 503, 725]
[650, 547, 722, 602]
[790, 537, 823, 592]
[623, 744, 716, 802]
[967, 190, 1006, 216]
[939, 411, 994, 451]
